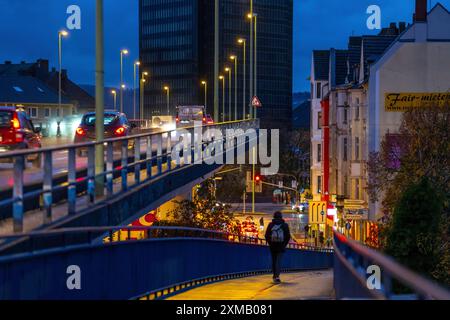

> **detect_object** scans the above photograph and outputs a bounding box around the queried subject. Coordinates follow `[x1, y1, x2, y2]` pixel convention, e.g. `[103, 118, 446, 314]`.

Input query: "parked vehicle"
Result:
[74, 111, 136, 156]
[0, 106, 42, 168]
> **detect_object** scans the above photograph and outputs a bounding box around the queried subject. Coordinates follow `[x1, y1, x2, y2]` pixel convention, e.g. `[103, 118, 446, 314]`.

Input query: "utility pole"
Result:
[95, 0, 105, 196]
[249, 0, 254, 119]
[214, 0, 219, 122]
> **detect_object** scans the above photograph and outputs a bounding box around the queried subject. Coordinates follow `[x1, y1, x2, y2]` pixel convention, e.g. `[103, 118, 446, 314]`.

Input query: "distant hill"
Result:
[292, 92, 310, 129]
[80, 85, 136, 118]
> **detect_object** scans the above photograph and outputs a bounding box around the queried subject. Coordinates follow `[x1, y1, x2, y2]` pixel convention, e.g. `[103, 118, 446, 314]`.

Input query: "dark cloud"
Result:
[0, 0, 447, 92]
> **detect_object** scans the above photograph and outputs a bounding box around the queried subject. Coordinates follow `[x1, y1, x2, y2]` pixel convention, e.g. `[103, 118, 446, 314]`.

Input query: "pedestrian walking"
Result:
[265, 211, 291, 283]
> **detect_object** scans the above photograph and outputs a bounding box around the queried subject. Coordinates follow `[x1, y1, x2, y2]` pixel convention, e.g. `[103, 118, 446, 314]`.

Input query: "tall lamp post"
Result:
[219, 75, 225, 123]
[225, 67, 232, 121]
[95, 0, 104, 196]
[248, 0, 254, 118]
[120, 49, 129, 113]
[133, 61, 140, 119]
[201, 81, 207, 113]
[164, 86, 170, 115]
[238, 38, 246, 120]
[111, 90, 117, 111]
[230, 55, 238, 121]
[58, 30, 69, 133]
[140, 72, 148, 120]
[254, 13, 258, 119]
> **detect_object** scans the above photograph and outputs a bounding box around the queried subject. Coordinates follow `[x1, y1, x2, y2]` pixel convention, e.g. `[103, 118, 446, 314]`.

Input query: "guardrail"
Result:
[0, 119, 259, 234]
[0, 226, 334, 300]
[0, 226, 333, 255]
[334, 231, 450, 300]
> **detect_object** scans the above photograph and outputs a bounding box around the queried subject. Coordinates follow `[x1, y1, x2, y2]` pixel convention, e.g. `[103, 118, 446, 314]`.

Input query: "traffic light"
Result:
[254, 173, 262, 193]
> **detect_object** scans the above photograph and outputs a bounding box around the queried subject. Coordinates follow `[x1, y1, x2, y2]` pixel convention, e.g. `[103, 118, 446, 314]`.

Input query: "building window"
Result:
[317, 176, 322, 194]
[355, 97, 360, 120]
[44, 108, 50, 118]
[343, 138, 348, 162]
[355, 137, 360, 161]
[316, 82, 321, 99]
[344, 108, 348, 124]
[318, 112, 322, 130]
[29, 108, 37, 118]
[355, 179, 360, 199]
[317, 144, 322, 163]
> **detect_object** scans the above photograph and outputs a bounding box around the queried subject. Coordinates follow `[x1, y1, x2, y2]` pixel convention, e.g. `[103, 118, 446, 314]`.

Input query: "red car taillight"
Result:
[76, 127, 86, 136]
[11, 114, 20, 130]
[114, 126, 125, 136]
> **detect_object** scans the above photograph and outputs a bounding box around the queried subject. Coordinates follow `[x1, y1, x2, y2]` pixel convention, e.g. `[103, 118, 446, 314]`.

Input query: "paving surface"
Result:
[168, 270, 334, 300]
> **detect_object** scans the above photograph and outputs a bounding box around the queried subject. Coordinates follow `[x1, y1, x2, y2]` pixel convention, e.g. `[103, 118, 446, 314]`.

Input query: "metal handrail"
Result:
[334, 231, 450, 300]
[0, 226, 332, 255]
[0, 119, 257, 159]
[0, 120, 259, 233]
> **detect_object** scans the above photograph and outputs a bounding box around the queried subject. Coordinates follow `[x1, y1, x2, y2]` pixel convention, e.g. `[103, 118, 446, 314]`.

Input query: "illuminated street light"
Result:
[201, 81, 207, 113]
[238, 38, 247, 120]
[164, 86, 170, 115]
[225, 67, 232, 121]
[111, 90, 117, 111]
[140, 71, 148, 120]
[120, 49, 129, 113]
[230, 55, 238, 121]
[219, 75, 225, 122]
[58, 29, 69, 133]
[133, 61, 140, 119]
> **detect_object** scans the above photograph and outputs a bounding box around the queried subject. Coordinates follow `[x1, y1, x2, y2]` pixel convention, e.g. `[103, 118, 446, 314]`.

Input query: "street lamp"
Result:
[238, 38, 246, 120]
[140, 71, 148, 120]
[219, 75, 225, 123]
[225, 67, 232, 121]
[247, 1, 253, 118]
[120, 49, 129, 113]
[230, 55, 238, 121]
[58, 30, 69, 133]
[201, 81, 207, 113]
[133, 61, 140, 119]
[253, 13, 258, 119]
[164, 86, 170, 115]
[111, 90, 117, 111]
[247, 11, 258, 119]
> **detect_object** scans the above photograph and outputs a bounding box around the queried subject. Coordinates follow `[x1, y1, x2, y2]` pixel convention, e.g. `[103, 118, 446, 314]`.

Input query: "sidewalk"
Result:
[168, 270, 334, 300]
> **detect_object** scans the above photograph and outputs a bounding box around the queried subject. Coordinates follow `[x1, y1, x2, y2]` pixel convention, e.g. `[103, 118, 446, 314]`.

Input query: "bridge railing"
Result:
[334, 231, 450, 300]
[0, 226, 333, 300]
[0, 226, 333, 255]
[0, 119, 258, 234]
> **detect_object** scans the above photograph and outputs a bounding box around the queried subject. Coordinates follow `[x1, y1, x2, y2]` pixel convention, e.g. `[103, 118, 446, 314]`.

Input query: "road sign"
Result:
[251, 96, 262, 108]
[308, 201, 327, 224]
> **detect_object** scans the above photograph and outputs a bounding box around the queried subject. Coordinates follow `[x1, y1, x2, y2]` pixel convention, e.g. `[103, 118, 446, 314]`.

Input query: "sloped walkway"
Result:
[168, 270, 334, 300]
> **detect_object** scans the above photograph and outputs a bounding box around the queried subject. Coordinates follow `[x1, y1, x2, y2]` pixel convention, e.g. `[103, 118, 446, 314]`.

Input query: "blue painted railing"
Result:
[0, 226, 333, 300]
[334, 231, 450, 300]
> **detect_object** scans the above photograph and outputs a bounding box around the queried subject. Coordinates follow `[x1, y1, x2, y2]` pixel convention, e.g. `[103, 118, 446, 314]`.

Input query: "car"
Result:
[0, 106, 42, 168]
[175, 105, 206, 128]
[74, 111, 136, 156]
[205, 114, 214, 125]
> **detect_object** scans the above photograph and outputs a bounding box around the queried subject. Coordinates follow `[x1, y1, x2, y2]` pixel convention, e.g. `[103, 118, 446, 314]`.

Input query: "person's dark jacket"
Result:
[265, 218, 291, 253]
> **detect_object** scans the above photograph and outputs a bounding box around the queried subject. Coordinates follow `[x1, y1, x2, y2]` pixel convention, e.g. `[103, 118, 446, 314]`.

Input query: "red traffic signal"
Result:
[254, 174, 261, 184]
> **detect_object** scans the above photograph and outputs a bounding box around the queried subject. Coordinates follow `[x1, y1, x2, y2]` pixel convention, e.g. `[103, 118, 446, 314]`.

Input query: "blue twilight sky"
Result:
[0, 0, 448, 92]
